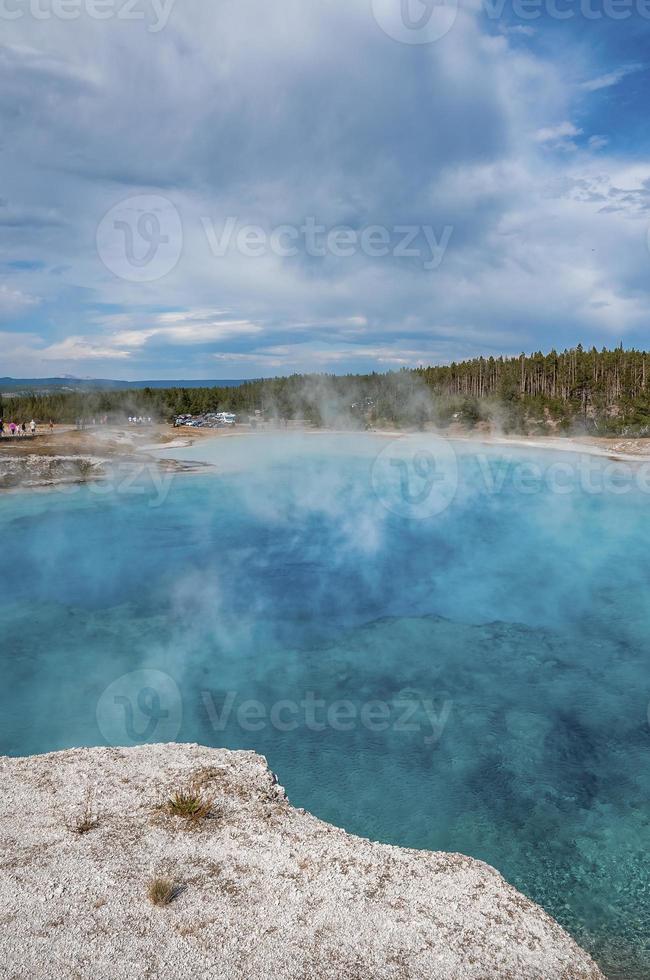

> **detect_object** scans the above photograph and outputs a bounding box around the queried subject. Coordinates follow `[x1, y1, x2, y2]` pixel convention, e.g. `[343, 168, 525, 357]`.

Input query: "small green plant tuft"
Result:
[166, 782, 213, 822]
[147, 877, 176, 907]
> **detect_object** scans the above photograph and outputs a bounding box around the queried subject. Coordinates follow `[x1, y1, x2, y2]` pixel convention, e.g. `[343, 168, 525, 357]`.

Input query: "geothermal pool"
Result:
[1, 433, 648, 977]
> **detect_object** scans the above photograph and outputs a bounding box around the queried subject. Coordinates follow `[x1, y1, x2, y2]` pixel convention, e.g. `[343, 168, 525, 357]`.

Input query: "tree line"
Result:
[3, 345, 650, 435]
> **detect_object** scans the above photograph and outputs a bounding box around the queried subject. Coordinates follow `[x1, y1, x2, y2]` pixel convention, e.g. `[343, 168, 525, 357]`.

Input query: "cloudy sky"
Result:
[1, 0, 649, 379]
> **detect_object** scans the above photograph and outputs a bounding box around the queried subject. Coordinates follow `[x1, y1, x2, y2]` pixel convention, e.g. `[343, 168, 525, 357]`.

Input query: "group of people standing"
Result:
[0, 419, 41, 437]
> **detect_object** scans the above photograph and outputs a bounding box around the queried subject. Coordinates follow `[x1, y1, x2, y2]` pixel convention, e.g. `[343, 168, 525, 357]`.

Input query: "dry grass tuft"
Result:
[147, 877, 176, 907]
[65, 788, 98, 835]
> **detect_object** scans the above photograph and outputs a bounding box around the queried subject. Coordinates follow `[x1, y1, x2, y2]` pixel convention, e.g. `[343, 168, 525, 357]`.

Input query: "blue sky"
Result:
[1, 0, 649, 379]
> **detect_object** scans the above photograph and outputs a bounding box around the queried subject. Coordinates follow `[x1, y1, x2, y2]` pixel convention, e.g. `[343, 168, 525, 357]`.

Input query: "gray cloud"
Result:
[0, 2, 649, 377]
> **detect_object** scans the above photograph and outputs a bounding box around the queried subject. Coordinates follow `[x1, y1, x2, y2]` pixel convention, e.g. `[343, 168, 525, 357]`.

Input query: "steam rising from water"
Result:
[1, 432, 649, 978]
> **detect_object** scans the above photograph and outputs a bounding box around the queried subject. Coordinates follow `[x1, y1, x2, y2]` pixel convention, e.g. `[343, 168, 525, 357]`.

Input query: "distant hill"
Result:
[0, 377, 251, 394]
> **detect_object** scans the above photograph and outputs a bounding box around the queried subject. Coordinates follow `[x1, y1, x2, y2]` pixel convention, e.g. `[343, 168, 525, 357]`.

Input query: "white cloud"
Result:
[534, 122, 583, 147]
[23, 312, 264, 365]
[106, 311, 263, 349]
[0, 284, 39, 320]
[500, 25, 536, 37]
[40, 336, 132, 361]
[580, 64, 643, 93]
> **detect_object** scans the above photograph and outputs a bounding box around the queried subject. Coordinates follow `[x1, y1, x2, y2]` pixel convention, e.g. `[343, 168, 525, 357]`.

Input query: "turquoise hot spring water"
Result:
[1, 433, 648, 978]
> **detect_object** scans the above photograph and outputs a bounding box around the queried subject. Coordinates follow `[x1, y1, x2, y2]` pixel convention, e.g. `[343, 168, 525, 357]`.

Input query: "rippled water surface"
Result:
[1, 434, 648, 978]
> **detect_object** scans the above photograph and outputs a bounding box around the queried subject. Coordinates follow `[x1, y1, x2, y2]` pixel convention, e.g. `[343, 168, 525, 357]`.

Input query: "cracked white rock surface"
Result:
[0, 743, 605, 979]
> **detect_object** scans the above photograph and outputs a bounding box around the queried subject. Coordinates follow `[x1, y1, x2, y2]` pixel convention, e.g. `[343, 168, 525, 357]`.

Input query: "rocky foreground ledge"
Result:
[0, 743, 604, 979]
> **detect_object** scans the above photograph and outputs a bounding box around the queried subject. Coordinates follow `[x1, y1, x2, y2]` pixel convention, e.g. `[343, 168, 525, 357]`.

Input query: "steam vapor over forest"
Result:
[4, 345, 650, 435]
